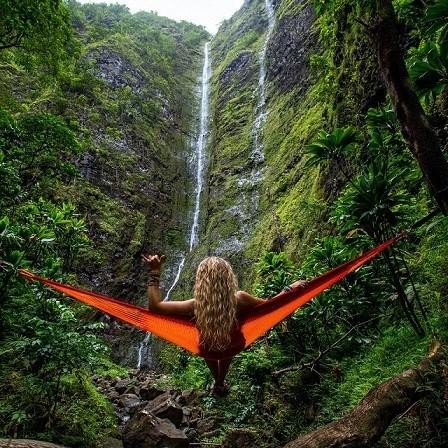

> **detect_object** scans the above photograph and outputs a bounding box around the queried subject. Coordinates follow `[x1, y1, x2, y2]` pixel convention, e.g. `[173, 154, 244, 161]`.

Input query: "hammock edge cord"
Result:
[18, 232, 404, 360]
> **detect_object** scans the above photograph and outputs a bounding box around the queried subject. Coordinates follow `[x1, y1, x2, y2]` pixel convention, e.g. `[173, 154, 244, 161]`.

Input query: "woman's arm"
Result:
[237, 279, 310, 312]
[286, 279, 309, 290]
[236, 290, 265, 312]
[143, 254, 194, 316]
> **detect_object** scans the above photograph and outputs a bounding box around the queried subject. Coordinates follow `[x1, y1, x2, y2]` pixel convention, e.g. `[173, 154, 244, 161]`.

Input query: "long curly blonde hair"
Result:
[194, 256, 238, 351]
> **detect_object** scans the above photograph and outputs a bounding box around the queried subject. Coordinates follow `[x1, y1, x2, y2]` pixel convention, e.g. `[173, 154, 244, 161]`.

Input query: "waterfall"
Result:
[222, 0, 275, 254]
[164, 41, 211, 301]
[136, 42, 211, 368]
[251, 0, 276, 165]
[136, 333, 151, 370]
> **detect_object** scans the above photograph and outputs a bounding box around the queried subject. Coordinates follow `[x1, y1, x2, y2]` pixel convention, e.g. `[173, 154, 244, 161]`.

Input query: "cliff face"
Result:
[0, 2, 208, 366]
[202, 0, 383, 288]
[201, 0, 321, 287]
[66, 4, 209, 301]
[69, 5, 209, 365]
[1, 2, 208, 302]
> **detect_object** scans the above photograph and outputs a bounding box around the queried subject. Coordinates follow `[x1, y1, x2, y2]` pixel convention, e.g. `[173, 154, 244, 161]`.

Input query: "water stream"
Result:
[165, 41, 211, 300]
[221, 0, 276, 254]
[251, 0, 276, 166]
[137, 42, 211, 369]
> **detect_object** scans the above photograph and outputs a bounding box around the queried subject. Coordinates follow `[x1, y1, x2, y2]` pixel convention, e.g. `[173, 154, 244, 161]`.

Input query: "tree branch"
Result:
[274, 317, 380, 377]
[283, 341, 442, 448]
[353, 17, 373, 31]
[373, 0, 448, 214]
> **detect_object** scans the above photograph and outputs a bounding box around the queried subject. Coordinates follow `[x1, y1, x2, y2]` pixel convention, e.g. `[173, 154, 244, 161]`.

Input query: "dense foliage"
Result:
[0, 104, 116, 445]
[0, 1, 207, 445]
[162, 1, 448, 447]
[0, 0, 71, 71]
[1, 0, 447, 447]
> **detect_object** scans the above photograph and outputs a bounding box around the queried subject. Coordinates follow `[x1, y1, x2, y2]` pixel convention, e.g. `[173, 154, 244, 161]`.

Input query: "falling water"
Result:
[221, 0, 276, 254]
[136, 333, 151, 369]
[251, 0, 275, 166]
[164, 41, 211, 301]
[136, 42, 211, 368]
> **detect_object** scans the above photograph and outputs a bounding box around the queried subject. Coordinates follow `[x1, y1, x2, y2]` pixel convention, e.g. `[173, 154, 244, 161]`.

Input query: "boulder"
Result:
[181, 406, 192, 423]
[185, 428, 198, 441]
[115, 378, 133, 394]
[188, 407, 203, 422]
[128, 401, 148, 417]
[196, 416, 217, 435]
[124, 385, 139, 396]
[177, 389, 198, 406]
[146, 391, 183, 427]
[147, 390, 170, 406]
[107, 390, 120, 402]
[222, 428, 257, 448]
[122, 410, 188, 448]
[139, 383, 164, 401]
[118, 393, 140, 410]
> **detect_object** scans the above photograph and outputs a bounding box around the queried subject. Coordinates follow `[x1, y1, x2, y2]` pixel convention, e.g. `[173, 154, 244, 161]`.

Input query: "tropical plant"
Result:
[0, 109, 81, 208]
[253, 251, 300, 298]
[330, 158, 409, 239]
[11, 302, 106, 426]
[0, 198, 107, 436]
[301, 236, 380, 332]
[0, 0, 72, 71]
[304, 127, 362, 180]
[425, 0, 448, 42]
[366, 107, 398, 134]
[302, 236, 356, 273]
[409, 40, 448, 103]
[330, 159, 426, 336]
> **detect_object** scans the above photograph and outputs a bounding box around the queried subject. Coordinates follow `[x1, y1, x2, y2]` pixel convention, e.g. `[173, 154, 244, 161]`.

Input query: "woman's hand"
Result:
[290, 279, 309, 290]
[142, 254, 166, 273]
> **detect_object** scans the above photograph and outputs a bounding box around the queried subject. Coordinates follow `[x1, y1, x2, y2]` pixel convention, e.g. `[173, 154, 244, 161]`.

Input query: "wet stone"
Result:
[115, 378, 133, 394]
[139, 383, 164, 401]
[146, 392, 184, 427]
[118, 393, 140, 410]
[122, 410, 188, 448]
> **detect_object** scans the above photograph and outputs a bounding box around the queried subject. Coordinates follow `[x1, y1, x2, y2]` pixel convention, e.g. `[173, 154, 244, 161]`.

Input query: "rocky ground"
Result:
[0, 369, 257, 448]
[93, 369, 225, 448]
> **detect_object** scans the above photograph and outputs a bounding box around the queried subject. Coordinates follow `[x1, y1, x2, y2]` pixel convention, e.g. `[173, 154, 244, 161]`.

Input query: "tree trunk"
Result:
[283, 342, 441, 448]
[373, 0, 448, 214]
[0, 440, 66, 448]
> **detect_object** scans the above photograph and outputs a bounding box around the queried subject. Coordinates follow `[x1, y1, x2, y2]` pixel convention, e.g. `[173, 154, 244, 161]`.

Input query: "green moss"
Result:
[53, 374, 117, 447]
[277, 0, 308, 18]
[414, 219, 448, 298]
[307, 323, 433, 429]
[95, 356, 129, 378]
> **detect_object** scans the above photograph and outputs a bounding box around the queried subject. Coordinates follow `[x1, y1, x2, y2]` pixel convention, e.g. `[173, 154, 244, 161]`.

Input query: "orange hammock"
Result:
[18, 233, 404, 363]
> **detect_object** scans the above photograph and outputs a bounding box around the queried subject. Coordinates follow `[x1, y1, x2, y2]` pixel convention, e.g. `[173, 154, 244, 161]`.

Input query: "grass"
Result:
[95, 356, 129, 378]
[307, 320, 441, 428]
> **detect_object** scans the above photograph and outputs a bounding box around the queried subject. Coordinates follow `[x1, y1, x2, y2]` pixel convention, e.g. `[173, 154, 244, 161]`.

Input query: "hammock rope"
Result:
[18, 232, 405, 370]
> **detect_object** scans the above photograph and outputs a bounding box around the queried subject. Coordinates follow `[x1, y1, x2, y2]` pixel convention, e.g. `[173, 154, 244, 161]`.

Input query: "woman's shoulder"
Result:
[236, 290, 249, 300]
[236, 290, 265, 312]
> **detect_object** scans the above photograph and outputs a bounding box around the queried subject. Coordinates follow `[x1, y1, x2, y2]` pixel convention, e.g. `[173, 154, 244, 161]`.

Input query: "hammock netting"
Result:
[19, 234, 403, 366]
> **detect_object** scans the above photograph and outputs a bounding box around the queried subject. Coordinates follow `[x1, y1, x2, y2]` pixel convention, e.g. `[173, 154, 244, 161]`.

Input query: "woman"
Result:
[142, 254, 307, 396]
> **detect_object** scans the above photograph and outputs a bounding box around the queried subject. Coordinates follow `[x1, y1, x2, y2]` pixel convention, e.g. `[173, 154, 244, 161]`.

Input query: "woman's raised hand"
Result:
[290, 279, 309, 290]
[142, 254, 166, 272]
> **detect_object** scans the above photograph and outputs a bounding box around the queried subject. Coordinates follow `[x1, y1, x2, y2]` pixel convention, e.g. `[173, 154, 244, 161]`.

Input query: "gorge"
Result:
[1, 0, 448, 447]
